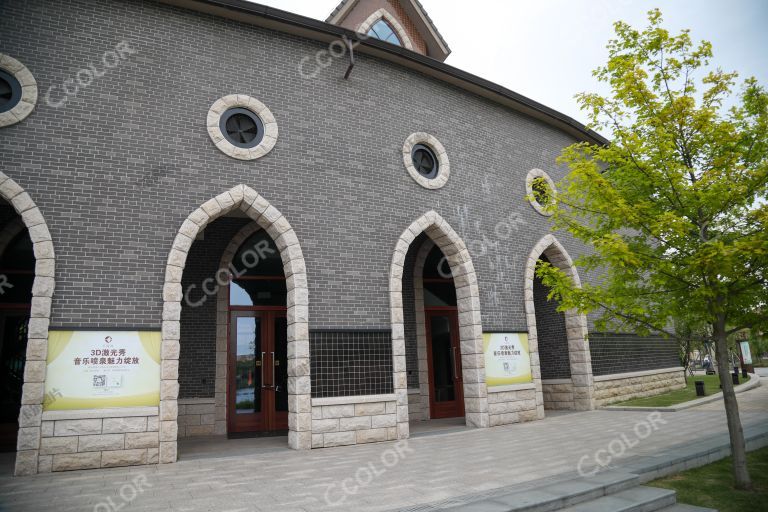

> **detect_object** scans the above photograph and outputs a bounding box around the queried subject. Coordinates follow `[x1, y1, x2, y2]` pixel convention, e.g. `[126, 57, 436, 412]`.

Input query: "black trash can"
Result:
[742, 367, 748, 378]
[695, 380, 706, 397]
[732, 372, 740, 385]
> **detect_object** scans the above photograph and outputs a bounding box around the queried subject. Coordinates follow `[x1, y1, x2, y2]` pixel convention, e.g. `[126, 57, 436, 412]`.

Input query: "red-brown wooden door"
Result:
[227, 310, 288, 434]
[425, 308, 465, 419]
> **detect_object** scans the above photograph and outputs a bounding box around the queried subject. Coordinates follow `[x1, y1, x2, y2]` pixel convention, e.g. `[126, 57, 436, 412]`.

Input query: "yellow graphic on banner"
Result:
[483, 332, 533, 387]
[45, 331, 161, 411]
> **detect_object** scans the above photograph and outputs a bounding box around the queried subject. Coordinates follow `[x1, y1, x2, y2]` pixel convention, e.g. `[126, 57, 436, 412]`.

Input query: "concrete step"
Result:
[442, 471, 642, 511]
[557, 486, 676, 512]
[657, 505, 718, 512]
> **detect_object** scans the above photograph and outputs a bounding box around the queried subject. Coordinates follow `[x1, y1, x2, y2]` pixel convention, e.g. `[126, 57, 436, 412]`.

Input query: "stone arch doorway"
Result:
[390, 211, 488, 435]
[161, 185, 310, 463]
[525, 234, 594, 412]
[0, 173, 56, 476]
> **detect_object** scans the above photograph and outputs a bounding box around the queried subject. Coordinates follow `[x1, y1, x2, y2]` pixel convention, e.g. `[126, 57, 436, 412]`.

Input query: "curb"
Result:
[602, 372, 761, 412]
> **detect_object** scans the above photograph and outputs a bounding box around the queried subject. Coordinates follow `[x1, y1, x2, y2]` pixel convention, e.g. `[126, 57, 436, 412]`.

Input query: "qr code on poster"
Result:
[93, 375, 107, 387]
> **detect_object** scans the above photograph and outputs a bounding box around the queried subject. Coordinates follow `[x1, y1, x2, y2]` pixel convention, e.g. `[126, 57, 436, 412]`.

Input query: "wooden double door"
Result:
[227, 309, 288, 434]
[425, 308, 465, 419]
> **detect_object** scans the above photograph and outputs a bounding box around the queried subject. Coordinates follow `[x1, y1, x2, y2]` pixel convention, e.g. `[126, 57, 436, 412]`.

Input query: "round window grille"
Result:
[402, 133, 450, 189]
[411, 144, 439, 179]
[0, 69, 22, 114]
[526, 169, 557, 216]
[220, 107, 264, 149]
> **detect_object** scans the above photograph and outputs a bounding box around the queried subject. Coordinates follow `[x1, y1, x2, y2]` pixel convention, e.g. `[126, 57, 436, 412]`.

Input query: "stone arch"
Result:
[358, 8, 415, 51]
[0, 173, 56, 476]
[390, 211, 488, 434]
[161, 185, 310, 462]
[524, 234, 594, 411]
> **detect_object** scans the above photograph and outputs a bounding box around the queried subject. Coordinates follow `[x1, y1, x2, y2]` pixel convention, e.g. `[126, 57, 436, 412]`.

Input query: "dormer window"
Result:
[367, 19, 402, 46]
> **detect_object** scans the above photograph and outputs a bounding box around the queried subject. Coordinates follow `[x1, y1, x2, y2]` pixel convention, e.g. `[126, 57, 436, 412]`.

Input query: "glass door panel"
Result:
[273, 316, 288, 414]
[430, 315, 455, 402]
[234, 316, 261, 415]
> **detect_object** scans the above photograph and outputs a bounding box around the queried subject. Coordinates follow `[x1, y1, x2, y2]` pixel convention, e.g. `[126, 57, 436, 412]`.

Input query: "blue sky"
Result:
[255, 0, 768, 125]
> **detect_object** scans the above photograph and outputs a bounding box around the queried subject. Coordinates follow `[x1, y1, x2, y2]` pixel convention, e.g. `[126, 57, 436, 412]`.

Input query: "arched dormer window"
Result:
[367, 19, 402, 46]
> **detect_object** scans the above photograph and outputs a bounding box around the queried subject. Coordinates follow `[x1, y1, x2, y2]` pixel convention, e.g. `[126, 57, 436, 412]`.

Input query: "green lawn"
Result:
[612, 373, 750, 407]
[650, 445, 768, 512]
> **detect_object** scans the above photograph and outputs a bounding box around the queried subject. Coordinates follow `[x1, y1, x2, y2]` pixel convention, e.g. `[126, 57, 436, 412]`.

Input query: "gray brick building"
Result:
[0, 0, 682, 475]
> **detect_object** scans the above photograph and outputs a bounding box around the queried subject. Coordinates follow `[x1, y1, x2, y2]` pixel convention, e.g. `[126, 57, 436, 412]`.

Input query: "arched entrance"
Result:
[161, 185, 310, 463]
[390, 211, 489, 433]
[524, 234, 594, 411]
[0, 172, 56, 477]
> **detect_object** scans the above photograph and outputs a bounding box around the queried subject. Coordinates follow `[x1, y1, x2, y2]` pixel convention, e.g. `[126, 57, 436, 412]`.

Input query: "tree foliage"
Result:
[537, 9, 768, 340]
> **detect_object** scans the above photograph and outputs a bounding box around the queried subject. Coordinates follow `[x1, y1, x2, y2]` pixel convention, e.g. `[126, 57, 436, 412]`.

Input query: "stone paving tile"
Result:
[0, 384, 766, 512]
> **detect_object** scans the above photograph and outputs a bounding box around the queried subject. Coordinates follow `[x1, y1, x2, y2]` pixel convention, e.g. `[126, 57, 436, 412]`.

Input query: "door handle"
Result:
[260, 352, 265, 388]
[271, 351, 276, 389]
[451, 347, 459, 380]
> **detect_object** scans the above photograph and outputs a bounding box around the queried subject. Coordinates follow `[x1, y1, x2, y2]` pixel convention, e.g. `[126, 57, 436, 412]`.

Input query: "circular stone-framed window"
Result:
[403, 133, 450, 189]
[207, 94, 277, 160]
[0, 53, 38, 128]
[526, 168, 556, 216]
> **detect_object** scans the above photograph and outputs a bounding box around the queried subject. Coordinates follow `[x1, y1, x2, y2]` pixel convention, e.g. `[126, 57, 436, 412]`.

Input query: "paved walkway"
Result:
[0, 376, 766, 512]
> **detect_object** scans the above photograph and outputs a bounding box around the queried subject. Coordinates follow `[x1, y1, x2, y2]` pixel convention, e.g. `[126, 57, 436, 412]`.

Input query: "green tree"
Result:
[536, 10, 768, 490]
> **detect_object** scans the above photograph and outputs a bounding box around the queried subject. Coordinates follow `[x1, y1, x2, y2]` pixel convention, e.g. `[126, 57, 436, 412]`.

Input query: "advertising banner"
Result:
[483, 332, 533, 387]
[740, 341, 753, 365]
[44, 330, 161, 411]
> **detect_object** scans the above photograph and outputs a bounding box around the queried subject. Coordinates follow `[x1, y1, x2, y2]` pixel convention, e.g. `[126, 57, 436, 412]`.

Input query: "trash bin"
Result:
[741, 367, 748, 378]
[695, 380, 705, 396]
[732, 372, 739, 385]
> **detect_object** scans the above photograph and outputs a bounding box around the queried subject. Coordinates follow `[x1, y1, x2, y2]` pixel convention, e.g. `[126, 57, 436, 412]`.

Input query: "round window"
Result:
[0, 69, 22, 114]
[411, 144, 439, 179]
[526, 169, 557, 216]
[219, 107, 264, 149]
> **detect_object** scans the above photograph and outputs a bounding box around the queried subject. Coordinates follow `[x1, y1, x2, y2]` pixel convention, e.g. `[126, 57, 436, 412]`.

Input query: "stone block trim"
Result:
[177, 398, 217, 438]
[206, 95, 278, 160]
[402, 133, 450, 190]
[524, 234, 594, 414]
[487, 386, 540, 426]
[0, 54, 38, 128]
[0, 172, 57, 477]
[357, 8, 414, 50]
[541, 379, 575, 410]
[311, 396, 397, 448]
[162, 185, 312, 461]
[594, 368, 686, 407]
[38, 409, 159, 472]
[390, 211, 489, 432]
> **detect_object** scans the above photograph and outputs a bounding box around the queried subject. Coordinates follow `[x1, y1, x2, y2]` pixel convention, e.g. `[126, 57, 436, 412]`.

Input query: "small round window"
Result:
[0, 69, 22, 114]
[411, 144, 439, 179]
[403, 133, 450, 189]
[526, 169, 556, 216]
[220, 107, 264, 149]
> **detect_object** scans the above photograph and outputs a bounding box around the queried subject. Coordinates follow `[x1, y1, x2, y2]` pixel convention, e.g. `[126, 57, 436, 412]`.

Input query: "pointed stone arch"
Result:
[0, 172, 56, 476]
[358, 8, 415, 50]
[525, 234, 594, 411]
[390, 211, 488, 434]
[161, 185, 311, 462]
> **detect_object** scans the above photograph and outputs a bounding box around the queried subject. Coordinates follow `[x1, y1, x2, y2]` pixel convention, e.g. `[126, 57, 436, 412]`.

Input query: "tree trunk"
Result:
[713, 316, 752, 490]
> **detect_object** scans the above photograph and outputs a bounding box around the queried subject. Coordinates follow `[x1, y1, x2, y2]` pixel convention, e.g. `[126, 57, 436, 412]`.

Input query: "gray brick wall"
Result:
[533, 262, 571, 379]
[1, 0, 590, 337]
[589, 334, 680, 376]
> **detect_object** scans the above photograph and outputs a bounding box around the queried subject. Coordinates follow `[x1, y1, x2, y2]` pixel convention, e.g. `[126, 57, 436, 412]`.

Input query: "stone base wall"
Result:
[595, 367, 685, 406]
[177, 398, 219, 437]
[37, 407, 159, 473]
[311, 395, 399, 448]
[488, 385, 542, 427]
[542, 379, 574, 410]
[407, 389, 426, 421]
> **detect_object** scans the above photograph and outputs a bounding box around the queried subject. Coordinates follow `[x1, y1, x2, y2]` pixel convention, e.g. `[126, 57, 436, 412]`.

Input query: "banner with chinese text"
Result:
[483, 332, 533, 387]
[44, 330, 161, 410]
